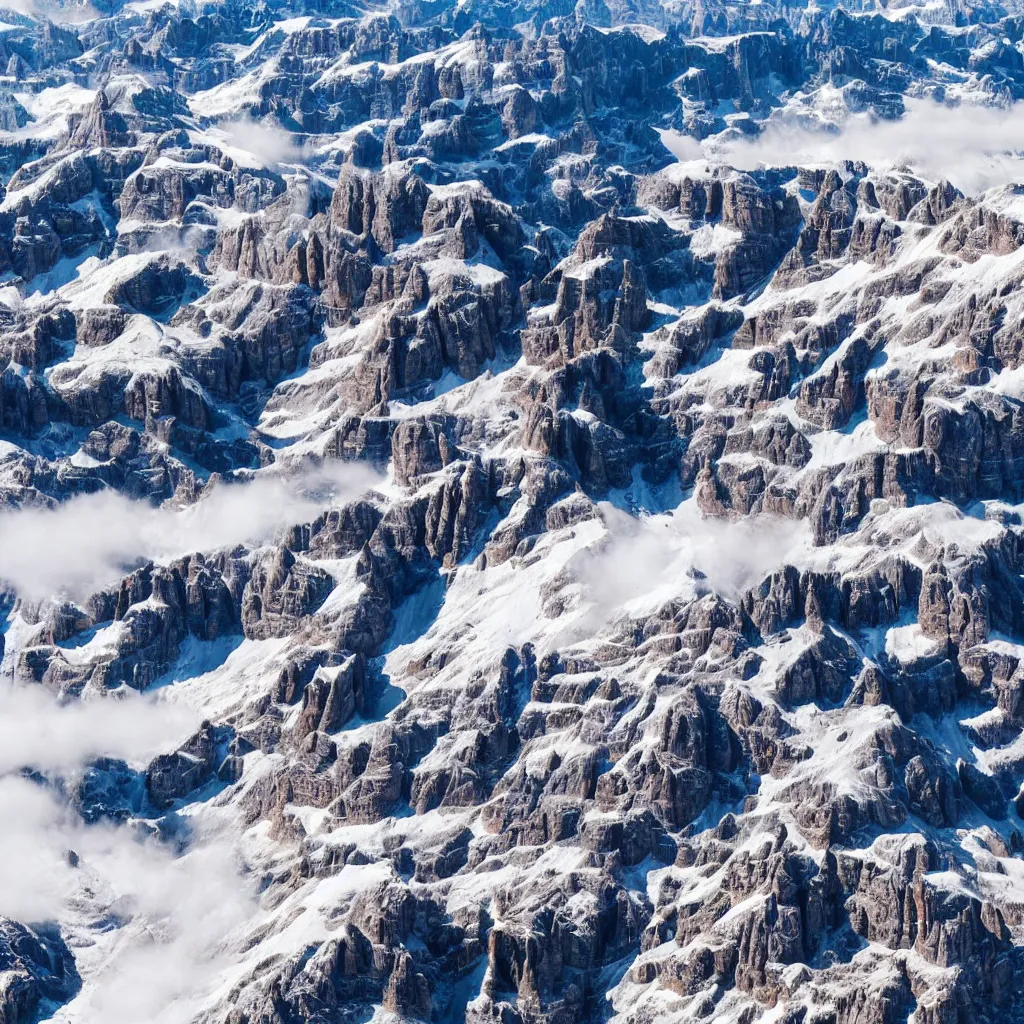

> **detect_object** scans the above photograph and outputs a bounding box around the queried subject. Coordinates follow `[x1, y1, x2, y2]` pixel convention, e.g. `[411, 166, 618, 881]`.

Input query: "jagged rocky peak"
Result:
[3, 0, 1024, 1022]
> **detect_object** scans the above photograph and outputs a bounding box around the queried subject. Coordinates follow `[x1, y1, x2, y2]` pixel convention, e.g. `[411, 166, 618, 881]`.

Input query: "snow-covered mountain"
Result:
[3, 1, 1024, 1022]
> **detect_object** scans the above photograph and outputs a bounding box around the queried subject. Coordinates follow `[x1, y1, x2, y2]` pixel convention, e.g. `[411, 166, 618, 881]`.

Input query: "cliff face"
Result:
[3, 1, 1024, 1022]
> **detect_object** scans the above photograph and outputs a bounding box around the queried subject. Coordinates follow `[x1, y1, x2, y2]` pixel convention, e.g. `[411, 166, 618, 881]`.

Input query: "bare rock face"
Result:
[904, 753, 960, 827]
[329, 163, 431, 255]
[0, 920, 81, 1024]
[713, 174, 802, 298]
[292, 654, 367, 740]
[241, 546, 335, 639]
[146, 722, 221, 809]
[958, 759, 1007, 820]
[392, 418, 448, 486]
[104, 256, 205, 319]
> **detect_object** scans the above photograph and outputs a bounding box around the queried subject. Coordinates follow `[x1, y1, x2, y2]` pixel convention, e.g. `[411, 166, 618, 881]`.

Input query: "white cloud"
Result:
[0, 681, 200, 922]
[657, 127, 706, 163]
[0, 460, 381, 601]
[0, 668, 250, 1021]
[0, 461, 382, 1015]
[576, 499, 812, 626]
[134, 223, 214, 258]
[664, 99, 1024, 195]
[0, 774, 254, 1023]
[65, 827, 254, 1024]
[0, 685, 198, 777]
[0, 0, 100, 22]
[0, 777, 78, 921]
[216, 115, 303, 169]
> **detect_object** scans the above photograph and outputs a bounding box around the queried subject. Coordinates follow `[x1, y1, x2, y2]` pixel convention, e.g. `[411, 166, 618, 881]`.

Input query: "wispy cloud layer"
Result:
[0, 670, 249, 1021]
[216, 115, 303, 168]
[0, 774, 253, 1022]
[1, 0, 99, 23]
[0, 686, 197, 777]
[0, 461, 381, 601]
[0, 461, 381, 1015]
[577, 500, 812, 626]
[664, 100, 1024, 194]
